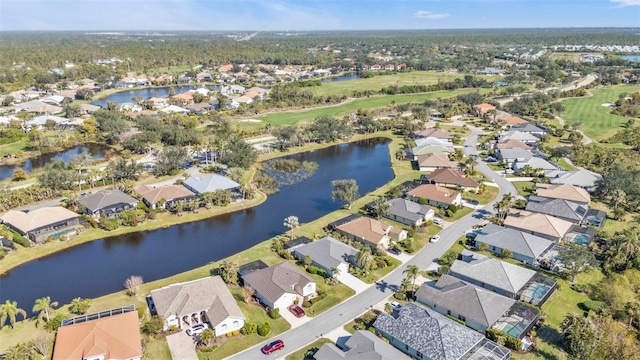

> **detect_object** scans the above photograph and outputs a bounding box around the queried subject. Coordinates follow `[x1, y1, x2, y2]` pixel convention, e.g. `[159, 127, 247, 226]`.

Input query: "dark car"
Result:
[262, 339, 285, 354]
[288, 305, 305, 318]
[388, 247, 402, 255]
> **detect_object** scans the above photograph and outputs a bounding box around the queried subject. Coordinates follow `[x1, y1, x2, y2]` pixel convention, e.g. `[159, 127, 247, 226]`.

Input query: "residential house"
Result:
[373, 302, 511, 360]
[512, 156, 558, 175]
[52, 306, 142, 360]
[451, 250, 556, 305]
[473, 103, 496, 116]
[1, 207, 80, 243]
[370, 64, 382, 71]
[244, 87, 269, 100]
[546, 169, 602, 192]
[171, 91, 194, 104]
[221, 85, 245, 96]
[416, 275, 539, 339]
[525, 196, 589, 224]
[334, 216, 407, 249]
[426, 168, 481, 193]
[292, 236, 358, 277]
[196, 71, 212, 82]
[498, 114, 529, 127]
[496, 148, 533, 167]
[477, 67, 504, 76]
[504, 209, 574, 241]
[78, 103, 101, 115]
[379, 198, 435, 227]
[217, 64, 234, 72]
[510, 123, 549, 137]
[384, 64, 395, 71]
[134, 184, 196, 209]
[414, 136, 453, 148]
[406, 145, 453, 161]
[145, 97, 169, 109]
[78, 190, 139, 218]
[182, 174, 240, 196]
[495, 139, 531, 151]
[407, 184, 462, 208]
[242, 261, 317, 310]
[225, 99, 240, 110]
[160, 105, 190, 115]
[150, 276, 245, 335]
[416, 153, 460, 172]
[186, 103, 216, 114]
[314, 330, 408, 360]
[535, 183, 590, 205]
[499, 130, 539, 144]
[473, 224, 555, 265]
[234, 95, 254, 105]
[411, 128, 455, 140]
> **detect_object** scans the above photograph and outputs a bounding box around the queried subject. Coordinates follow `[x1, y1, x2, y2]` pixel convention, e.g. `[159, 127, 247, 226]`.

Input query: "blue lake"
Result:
[622, 55, 640, 63]
[91, 85, 221, 108]
[0, 138, 393, 317]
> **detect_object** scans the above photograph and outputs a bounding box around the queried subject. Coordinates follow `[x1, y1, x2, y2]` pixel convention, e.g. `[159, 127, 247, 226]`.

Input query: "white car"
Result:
[432, 218, 443, 226]
[186, 323, 209, 336]
[388, 301, 403, 312]
[430, 235, 441, 243]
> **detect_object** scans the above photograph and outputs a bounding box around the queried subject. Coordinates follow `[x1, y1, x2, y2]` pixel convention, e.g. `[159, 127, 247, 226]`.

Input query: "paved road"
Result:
[227, 131, 517, 360]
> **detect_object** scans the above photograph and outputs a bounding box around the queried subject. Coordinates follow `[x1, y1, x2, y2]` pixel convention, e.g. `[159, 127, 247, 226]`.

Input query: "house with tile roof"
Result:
[416, 275, 539, 339]
[78, 190, 138, 218]
[495, 139, 532, 151]
[242, 261, 316, 310]
[498, 114, 529, 127]
[473, 224, 555, 265]
[373, 302, 511, 360]
[334, 216, 406, 249]
[1, 206, 80, 243]
[411, 128, 455, 140]
[183, 174, 240, 196]
[535, 183, 590, 204]
[407, 184, 461, 208]
[315, 330, 408, 360]
[525, 196, 589, 224]
[498, 130, 539, 144]
[150, 276, 245, 334]
[416, 153, 460, 172]
[426, 168, 481, 193]
[451, 250, 556, 306]
[292, 236, 358, 277]
[52, 307, 142, 360]
[546, 169, 602, 192]
[135, 184, 196, 209]
[504, 209, 574, 241]
[473, 103, 496, 116]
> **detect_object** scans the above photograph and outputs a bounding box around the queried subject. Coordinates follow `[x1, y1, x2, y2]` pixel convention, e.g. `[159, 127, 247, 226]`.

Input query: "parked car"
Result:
[388, 247, 402, 255]
[430, 235, 441, 243]
[388, 301, 403, 312]
[262, 339, 285, 354]
[432, 217, 443, 226]
[288, 305, 305, 318]
[186, 323, 209, 336]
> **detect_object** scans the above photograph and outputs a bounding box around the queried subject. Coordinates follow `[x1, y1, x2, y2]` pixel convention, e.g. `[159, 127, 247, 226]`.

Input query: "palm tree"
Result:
[372, 197, 391, 220]
[403, 265, 420, 293]
[330, 267, 341, 278]
[611, 189, 627, 212]
[0, 300, 27, 329]
[464, 157, 478, 174]
[283, 216, 300, 240]
[33, 297, 58, 324]
[355, 246, 374, 272]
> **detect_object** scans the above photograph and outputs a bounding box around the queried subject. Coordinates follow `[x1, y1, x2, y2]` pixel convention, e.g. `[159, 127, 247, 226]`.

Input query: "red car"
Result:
[288, 305, 305, 318]
[261, 339, 285, 354]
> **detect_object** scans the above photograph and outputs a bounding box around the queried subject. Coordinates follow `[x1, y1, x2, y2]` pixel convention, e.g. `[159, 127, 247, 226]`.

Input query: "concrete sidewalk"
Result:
[336, 272, 370, 294]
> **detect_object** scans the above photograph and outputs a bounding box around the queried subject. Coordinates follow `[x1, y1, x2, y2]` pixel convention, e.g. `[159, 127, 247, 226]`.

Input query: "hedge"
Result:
[10, 229, 30, 247]
[257, 322, 271, 336]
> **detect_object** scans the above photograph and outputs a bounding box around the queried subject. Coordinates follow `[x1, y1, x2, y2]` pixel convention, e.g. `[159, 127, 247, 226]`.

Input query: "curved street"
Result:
[228, 131, 517, 359]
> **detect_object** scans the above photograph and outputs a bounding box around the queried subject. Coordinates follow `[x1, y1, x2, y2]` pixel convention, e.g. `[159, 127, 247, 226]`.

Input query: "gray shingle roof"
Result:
[451, 250, 536, 295]
[293, 236, 358, 270]
[387, 198, 434, 223]
[373, 302, 485, 360]
[510, 123, 548, 134]
[416, 275, 516, 328]
[497, 148, 533, 161]
[183, 174, 240, 194]
[474, 224, 555, 259]
[513, 157, 558, 171]
[242, 261, 315, 305]
[150, 276, 245, 327]
[525, 196, 588, 222]
[547, 169, 602, 188]
[78, 190, 138, 213]
[314, 330, 408, 360]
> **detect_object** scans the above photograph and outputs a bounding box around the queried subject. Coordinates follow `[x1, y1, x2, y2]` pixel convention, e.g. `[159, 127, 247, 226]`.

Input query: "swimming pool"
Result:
[572, 234, 590, 245]
[530, 285, 549, 300]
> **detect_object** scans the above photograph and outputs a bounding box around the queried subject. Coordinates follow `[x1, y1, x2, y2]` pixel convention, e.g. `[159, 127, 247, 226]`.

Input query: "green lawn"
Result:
[256, 89, 492, 126]
[560, 84, 640, 141]
[145, 336, 172, 360]
[312, 71, 462, 96]
[462, 186, 500, 205]
[285, 338, 334, 360]
[304, 273, 356, 316]
[512, 181, 536, 197]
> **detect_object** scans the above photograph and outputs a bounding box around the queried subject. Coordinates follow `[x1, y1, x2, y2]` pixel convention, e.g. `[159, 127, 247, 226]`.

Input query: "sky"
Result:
[1, 0, 639, 31]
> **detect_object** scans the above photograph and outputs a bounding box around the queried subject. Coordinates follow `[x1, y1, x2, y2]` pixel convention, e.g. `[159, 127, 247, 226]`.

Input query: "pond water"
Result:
[0, 138, 393, 317]
[0, 143, 110, 181]
[320, 73, 362, 83]
[91, 85, 221, 108]
[622, 55, 640, 63]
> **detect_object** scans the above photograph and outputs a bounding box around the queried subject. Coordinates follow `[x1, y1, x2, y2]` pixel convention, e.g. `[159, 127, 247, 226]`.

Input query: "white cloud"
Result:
[610, 0, 640, 6]
[413, 10, 450, 20]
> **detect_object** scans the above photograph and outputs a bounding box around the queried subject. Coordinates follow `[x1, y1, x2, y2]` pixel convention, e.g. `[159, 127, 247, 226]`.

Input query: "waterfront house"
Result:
[135, 184, 196, 209]
[373, 198, 435, 227]
[333, 216, 407, 249]
[242, 261, 317, 310]
[1, 206, 80, 243]
[416, 153, 460, 172]
[292, 236, 358, 277]
[407, 184, 461, 208]
[425, 168, 481, 193]
[182, 174, 240, 196]
[78, 190, 138, 218]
